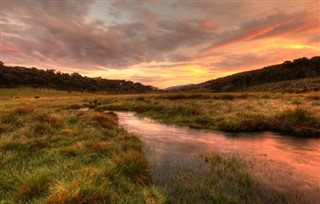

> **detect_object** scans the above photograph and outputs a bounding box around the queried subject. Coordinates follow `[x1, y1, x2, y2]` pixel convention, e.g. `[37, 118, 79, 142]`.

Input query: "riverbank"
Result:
[115, 111, 319, 204]
[94, 92, 320, 137]
[0, 106, 286, 203]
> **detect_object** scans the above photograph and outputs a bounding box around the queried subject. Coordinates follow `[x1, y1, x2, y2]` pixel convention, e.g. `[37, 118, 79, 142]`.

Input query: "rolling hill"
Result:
[172, 56, 320, 93]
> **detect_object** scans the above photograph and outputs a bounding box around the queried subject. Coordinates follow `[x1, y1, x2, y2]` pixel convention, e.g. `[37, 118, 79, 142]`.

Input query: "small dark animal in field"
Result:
[34, 96, 40, 99]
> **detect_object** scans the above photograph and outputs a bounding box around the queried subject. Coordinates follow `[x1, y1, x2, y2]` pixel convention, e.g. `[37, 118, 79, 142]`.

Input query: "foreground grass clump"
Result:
[95, 92, 320, 137]
[152, 152, 287, 204]
[0, 107, 162, 203]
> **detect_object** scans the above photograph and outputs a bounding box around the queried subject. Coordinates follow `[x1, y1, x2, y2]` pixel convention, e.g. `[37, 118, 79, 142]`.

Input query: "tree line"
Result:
[0, 62, 158, 93]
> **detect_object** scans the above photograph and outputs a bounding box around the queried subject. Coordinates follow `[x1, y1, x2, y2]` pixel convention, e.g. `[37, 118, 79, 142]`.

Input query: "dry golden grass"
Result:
[92, 112, 118, 129]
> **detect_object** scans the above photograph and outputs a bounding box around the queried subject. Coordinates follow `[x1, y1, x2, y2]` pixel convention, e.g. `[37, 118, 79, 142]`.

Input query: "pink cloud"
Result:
[1, 45, 20, 53]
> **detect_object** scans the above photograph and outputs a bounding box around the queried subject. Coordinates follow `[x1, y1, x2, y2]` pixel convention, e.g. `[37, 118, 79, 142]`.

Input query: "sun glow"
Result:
[286, 44, 316, 49]
[186, 65, 206, 74]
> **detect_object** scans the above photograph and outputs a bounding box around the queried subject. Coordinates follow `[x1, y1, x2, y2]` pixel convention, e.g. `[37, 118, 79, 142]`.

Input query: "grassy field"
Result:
[1, 88, 318, 203]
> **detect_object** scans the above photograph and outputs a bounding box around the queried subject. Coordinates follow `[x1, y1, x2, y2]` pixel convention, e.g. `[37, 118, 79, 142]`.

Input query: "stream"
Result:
[114, 111, 320, 202]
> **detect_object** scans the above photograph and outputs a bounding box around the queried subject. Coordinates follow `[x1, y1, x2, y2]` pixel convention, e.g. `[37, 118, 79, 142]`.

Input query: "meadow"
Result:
[1, 88, 319, 203]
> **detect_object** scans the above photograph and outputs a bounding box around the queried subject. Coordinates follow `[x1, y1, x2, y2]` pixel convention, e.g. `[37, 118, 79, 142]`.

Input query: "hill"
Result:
[164, 84, 194, 91]
[174, 56, 320, 92]
[0, 62, 158, 93]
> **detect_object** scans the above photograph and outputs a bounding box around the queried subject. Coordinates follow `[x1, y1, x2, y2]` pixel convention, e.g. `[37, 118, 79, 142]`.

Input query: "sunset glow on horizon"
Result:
[1, 0, 319, 88]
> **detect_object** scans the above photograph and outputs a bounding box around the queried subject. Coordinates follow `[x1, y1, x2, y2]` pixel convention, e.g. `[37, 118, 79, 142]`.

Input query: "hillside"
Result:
[0, 62, 158, 93]
[164, 84, 194, 91]
[175, 56, 320, 92]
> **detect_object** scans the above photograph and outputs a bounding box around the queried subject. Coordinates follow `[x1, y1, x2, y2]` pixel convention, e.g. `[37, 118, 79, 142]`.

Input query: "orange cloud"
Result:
[303, 25, 320, 33]
[200, 19, 216, 30]
[203, 22, 286, 54]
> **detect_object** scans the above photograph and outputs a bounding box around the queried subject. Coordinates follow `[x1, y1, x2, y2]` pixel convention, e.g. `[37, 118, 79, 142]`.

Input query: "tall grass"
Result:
[0, 107, 162, 203]
[151, 152, 289, 203]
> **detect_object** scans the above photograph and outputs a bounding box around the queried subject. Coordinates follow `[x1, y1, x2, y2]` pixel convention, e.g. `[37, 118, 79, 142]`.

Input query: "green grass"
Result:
[0, 106, 162, 203]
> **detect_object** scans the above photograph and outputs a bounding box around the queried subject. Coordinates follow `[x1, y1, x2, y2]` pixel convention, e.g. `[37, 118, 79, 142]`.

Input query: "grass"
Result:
[246, 77, 320, 93]
[152, 152, 292, 204]
[0, 87, 94, 98]
[0, 88, 318, 203]
[4, 88, 316, 137]
[0, 106, 162, 203]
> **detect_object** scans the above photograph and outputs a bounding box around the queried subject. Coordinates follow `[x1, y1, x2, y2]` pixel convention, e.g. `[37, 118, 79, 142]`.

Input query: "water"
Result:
[114, 111, 320, 202]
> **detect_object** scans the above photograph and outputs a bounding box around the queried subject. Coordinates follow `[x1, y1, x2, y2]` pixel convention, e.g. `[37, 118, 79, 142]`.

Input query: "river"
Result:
[114, 111, 320, 203]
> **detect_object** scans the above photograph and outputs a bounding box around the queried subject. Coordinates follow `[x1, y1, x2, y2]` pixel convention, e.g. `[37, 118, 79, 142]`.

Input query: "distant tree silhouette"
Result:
[0, 63, 158, 93]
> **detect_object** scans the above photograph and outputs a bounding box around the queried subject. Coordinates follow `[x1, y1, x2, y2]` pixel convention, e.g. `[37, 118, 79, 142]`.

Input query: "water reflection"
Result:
[115, 111, 320, 201]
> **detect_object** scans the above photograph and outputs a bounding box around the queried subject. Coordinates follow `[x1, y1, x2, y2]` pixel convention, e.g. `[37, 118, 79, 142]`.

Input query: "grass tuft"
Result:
[13, 106, 35, 115]
[92, 112, 118, 128]
[112, 150, 150, 185]
[15, 169, 53, 201]
[275, 107, 320, 135]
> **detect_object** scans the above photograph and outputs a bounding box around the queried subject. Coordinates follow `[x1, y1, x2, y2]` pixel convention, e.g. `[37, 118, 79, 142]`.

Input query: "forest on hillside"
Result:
[179, 56, 320, 92]
[0, 62, 158, 93]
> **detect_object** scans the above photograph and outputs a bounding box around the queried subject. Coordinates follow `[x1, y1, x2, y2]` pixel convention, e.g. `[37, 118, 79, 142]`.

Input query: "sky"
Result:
[1, 0, 319, 89]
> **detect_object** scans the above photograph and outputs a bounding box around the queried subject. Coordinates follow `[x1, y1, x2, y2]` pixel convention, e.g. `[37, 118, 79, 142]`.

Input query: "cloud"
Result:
[139, 62, 196, 69]
[2, 1, 216, 68]
[1, 45, 20, 53]
[1, 0, 319, 87]
[202, 10, 320, 54]
[210, 47, 319, 71]
[129, 75, 168, 83]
